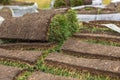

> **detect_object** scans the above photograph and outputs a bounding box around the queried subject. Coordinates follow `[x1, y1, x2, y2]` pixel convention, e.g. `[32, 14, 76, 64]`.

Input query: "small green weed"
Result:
[17, 71, 32, 80]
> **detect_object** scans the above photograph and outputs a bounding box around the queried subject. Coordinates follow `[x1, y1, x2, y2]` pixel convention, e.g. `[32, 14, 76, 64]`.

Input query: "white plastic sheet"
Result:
[92, 0, 102, 5]
[101, 24, 120, 33]
[0, 3, 38, 17]
[0, 16, 4, 25]
[50, 0, 56, 8]
[77, 13, 120, 22]
[77, 14, 96, 22]
[111, 0, 120, 3]
[71, 5, 106, 10]
[13, 8, 38, 17]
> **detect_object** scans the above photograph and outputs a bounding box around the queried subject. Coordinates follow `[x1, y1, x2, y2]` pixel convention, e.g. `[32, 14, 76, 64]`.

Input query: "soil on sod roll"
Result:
[0, 7, 12, 19]
[0, 48, 42, 65]
[28, 71, 79, 80]
[62, 38, 120, 60]
[0, 64, 22, 80]
[0, 9, 67, 41]
[45, 53, 120, 77]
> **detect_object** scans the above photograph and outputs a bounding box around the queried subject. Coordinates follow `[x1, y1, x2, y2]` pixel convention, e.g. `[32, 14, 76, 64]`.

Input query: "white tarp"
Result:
[91, 0, 120, 4]
[101, 24, 120, 33]
[111, 0, 120, 3]
[92, 0, 120, 5]
[13, 8, 38, 17]
[77, 13, 120, 22]
[0, 16, 5, 25]
[92, 0, 102, 5]
[0, 3, 38, 17]
[50, 0, 55, 8]
[71, 5, 106, 10]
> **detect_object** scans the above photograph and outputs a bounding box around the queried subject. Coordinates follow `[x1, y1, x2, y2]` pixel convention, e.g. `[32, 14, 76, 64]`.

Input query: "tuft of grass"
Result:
[49, 9, 79, 43]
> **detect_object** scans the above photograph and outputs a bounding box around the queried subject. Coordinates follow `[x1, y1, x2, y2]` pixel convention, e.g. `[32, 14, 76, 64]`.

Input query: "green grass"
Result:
[16, 71, 32, 80]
